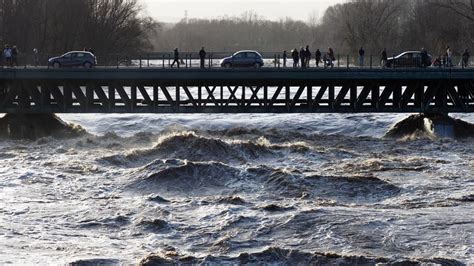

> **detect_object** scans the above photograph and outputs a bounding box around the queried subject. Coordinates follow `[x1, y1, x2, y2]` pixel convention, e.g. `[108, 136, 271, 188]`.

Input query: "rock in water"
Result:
[385, 113, 474, 139]
[0, 114, 86, 140]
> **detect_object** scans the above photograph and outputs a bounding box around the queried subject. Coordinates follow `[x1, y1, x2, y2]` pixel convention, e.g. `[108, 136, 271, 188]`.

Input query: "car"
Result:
[48, 51, 97, 68]
[220, 50, 264, 68]
[386, 51, 432, 68]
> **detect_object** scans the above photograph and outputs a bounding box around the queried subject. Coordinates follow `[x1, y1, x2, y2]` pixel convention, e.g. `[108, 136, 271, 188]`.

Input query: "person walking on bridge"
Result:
[292, 48, 299, 68]
[171, 48, 180, 68]
[421, 48, 429, 68]
[446, 46, 453, 67]
[381, 48, 388, 68]
[3, 45, 12, 67]
[462, 49, 470, 68]
[199, 47, 206, 69]
[305, 45, 311, 68]
[33, 48, 39, 66]
[12, 45, 19, 67]
[282, 50, 287, 67]
[315, 49, 321, 67]
[359, 47, 365, 67]
[299, 47, 306, 69]
[327, 47, 335, 68]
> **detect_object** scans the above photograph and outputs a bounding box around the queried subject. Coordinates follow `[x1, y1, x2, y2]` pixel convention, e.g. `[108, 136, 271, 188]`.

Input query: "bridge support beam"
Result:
[0, 71, 472, 114]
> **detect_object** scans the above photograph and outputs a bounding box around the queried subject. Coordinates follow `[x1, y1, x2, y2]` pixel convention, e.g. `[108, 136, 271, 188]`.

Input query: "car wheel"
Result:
[254, 63, 261, 69]
[53, 62, 60, 68]
[84, 62, 92, 69]
[224, 63, 232, 68]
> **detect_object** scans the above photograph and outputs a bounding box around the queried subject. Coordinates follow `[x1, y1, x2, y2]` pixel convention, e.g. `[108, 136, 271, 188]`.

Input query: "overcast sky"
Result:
[140, 0, 346, 23]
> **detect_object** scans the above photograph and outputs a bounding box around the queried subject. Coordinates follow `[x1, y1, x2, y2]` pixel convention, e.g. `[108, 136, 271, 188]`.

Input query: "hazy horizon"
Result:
[140, 0, 346, 23]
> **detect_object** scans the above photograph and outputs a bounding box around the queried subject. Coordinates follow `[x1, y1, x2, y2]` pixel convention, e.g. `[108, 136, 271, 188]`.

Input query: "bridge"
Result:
[0, 68, 473, 114]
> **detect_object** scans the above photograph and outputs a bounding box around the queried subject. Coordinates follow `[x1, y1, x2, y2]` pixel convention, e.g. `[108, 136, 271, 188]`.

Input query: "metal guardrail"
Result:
[0, 52, 472, 70]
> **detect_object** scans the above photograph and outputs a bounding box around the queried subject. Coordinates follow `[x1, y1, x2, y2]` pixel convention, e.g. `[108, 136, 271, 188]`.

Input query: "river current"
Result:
[0, 113, 472, 264]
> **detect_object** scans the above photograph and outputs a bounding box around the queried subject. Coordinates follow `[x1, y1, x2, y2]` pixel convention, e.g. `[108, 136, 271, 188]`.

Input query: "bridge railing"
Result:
[0, 52, 472, 70]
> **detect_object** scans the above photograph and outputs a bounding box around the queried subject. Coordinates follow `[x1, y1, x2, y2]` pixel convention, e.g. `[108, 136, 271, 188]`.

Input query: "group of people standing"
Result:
[1, 45, 20, 67]
[282, 46, 335, 69]
[2, 46, 40, 67]
[433, 46, 470, 68]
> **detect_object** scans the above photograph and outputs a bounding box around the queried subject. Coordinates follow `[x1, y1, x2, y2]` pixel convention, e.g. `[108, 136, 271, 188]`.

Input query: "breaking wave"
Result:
[139, 247, 464, 265]
[126, 159, 399, 203]
[385, 113, 474, 140]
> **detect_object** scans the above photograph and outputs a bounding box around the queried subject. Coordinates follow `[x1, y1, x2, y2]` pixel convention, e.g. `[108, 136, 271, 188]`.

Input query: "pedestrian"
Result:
[462, 49, 470, 68]
[171, 48, 180, 68]
[282, 50, 287, 67]
[12, 45, 19, 66]
[3, 45, 12, 67]
[315, 49, 321, 67]
[199, 46, 206, 69]
[420, 48, 429, 68]
[441, 51, 447, 67]
[359, 46, 365, 67]
[292, 48, 299, 68]
[305, 45, 311, 68]
[299, 47, 306, 69]
[381, 48, 388, 68]
[433, 55, 442, 68]
[446, 46, 453, 67]
[328, 47, 335, 68]
[33, 48, 39, 66]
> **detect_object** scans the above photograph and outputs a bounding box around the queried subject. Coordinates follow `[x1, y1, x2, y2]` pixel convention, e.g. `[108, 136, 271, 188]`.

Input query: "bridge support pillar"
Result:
[0, 114, 37, 139]
[0, 114, 83, 140]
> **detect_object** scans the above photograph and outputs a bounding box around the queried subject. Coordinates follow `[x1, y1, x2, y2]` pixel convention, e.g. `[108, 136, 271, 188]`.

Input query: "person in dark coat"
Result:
[359, 47, 365, 67]
[299, 47, 306, 69]
[305, 45, 311, 68]
[171, 48, 180, 68]
[315, 49, 321, 67]
[282, 50, 287, 67]
[420, 48, 429, 68]
[199, 47, 206, 68]
[327, 47, 335, 68]
[461, 49, 469, 68]
[292, 49, 299, 68]
[12, 45, 19, 66]
[381, 48, 388, 68]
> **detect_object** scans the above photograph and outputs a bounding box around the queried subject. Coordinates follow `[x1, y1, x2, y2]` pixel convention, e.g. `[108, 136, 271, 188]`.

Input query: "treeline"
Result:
[0, 0, 154, 56]
[151, 0, 473, 56]
[0, 0, 471, 58]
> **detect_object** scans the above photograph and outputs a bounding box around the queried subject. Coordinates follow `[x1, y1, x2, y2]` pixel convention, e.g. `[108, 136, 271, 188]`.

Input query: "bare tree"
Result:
[0, 0, 154, 62]
[433, 0, 474, 21]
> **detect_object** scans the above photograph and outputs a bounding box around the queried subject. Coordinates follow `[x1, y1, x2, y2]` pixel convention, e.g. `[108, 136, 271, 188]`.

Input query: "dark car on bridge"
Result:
[220, 50, 264, 68]
[386, 51, 432, 68]
[48, 51, 97, 68]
